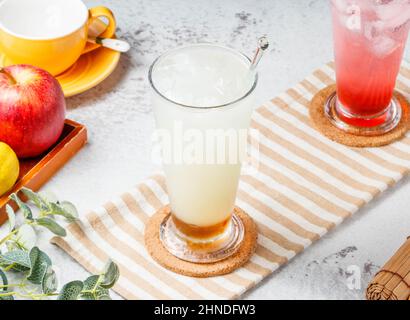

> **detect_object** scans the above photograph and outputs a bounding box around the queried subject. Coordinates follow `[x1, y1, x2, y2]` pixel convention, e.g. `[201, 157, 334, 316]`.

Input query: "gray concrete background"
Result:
[3, 0, 410, 300]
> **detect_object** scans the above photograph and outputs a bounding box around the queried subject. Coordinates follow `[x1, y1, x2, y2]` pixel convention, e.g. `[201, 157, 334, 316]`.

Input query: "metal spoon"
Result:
[87, 21, 131, 53]
[88, 37, 131, 53]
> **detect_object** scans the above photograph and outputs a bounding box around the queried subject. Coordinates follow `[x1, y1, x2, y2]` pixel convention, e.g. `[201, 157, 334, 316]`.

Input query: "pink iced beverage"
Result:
[331, 0, 410, 127]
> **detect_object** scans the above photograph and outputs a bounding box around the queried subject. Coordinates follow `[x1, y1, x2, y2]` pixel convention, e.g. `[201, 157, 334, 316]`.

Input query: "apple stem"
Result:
[0, 68, 16, 85]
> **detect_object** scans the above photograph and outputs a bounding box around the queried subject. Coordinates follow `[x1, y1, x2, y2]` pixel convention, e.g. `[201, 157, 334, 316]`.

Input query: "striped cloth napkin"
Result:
[52, 61, 410, 300]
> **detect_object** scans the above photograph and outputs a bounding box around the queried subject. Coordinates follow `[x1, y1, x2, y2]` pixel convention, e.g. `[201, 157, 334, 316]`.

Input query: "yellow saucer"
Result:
[0, 46, 120, 97]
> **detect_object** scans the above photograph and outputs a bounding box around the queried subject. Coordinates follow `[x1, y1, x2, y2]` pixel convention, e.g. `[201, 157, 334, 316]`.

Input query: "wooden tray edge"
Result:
[0, 119, 88, 225]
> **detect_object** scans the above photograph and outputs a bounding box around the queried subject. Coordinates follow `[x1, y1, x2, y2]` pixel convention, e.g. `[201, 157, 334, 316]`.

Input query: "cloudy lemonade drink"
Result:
[149, 44, 257, 262]
[328, 0, 410, 134]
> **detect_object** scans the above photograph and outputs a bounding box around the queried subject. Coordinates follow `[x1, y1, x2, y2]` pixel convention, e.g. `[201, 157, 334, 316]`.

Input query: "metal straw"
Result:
[250, 36, 269, 72]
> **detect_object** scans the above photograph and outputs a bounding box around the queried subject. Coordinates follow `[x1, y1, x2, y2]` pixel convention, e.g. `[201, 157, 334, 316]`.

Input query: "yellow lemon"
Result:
[0, 142, 19, 196]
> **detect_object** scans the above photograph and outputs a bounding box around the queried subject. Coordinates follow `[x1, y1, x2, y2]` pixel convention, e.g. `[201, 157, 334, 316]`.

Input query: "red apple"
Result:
[0, 64, 66, 158]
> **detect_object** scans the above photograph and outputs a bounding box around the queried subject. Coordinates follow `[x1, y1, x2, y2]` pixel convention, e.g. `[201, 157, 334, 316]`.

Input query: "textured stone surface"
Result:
[2, 0, 410, 300]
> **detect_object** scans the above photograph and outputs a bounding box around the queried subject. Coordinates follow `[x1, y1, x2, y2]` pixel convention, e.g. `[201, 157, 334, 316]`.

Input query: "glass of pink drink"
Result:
[327, 0, 410, 135]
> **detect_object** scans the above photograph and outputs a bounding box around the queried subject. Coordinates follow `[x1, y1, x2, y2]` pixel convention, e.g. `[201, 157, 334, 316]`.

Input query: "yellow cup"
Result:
[0, 0, 116, 76]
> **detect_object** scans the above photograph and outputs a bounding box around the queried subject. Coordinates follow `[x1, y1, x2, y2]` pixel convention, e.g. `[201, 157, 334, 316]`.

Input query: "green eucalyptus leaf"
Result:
[0, 260, 28, 273]
[58, 280, 83, 300]
[49, 202, 78, 223]
[11, 265, 30, 272]
[42, 266, 58, 294]
[5, 241, 19, 252]
[0, 250, 30, 271]
[9, 193, 32, 220]
[27, 247, 51, 284]
[100, 260, 120, 289]
[83, 275, 99, 290]
[95, 290, 111, 300]
[96, 294, 111, 300]
[0, 269, 8, 292]
[35, 218, 67, 237]
[80, 275, 99, 300]
[15, 224, 37, 250]
[81, 275, 110, 300]
[0, 295, 14, 300]
[5, 205, 15, 232]
[80, 292, 95, 300]
[21, 188, 48, 210]
[59, 201, 79, 222]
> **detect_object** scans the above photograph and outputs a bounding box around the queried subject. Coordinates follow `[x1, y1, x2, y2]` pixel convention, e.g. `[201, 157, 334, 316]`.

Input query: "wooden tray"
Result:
[0, 119, 87, 225]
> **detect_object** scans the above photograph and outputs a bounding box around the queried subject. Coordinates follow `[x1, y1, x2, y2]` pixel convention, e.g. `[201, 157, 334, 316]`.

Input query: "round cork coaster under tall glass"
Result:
[144, 206, 258, 278]
[309, 85, 410, 148]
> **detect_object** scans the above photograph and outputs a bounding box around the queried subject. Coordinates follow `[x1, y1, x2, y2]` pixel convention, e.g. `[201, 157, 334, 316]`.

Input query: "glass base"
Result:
[324, 92, 402, 136]
[159, 213, 244, 264]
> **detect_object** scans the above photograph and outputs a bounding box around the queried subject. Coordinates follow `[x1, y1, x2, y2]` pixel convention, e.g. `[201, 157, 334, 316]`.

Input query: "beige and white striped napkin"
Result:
[52, 61, 410, 300]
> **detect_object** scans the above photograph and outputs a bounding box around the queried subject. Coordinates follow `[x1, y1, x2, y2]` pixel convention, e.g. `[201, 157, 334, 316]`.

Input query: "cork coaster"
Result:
[309, 85, 410, 148]
[144, 206, 258, 278]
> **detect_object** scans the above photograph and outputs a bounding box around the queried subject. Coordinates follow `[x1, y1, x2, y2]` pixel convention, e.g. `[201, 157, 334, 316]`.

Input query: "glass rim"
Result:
[148, 43, 259, 110]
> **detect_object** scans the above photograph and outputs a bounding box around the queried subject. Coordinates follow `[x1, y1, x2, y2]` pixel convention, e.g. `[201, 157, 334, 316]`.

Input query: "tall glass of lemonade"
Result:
[149, 44, 257, 263]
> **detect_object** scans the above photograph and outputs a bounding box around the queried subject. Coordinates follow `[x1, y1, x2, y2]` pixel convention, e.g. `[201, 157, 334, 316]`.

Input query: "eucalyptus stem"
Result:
[0, 188, 119, 300]
[0, 228, 19, 246]
[0, 291, 17, 297]
[0, 283, 26, 289]
[3, 263, 17, 272]
[0, 291, 58, 299]
[81, 275, 103, 298]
